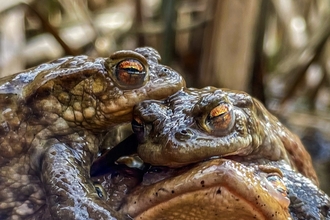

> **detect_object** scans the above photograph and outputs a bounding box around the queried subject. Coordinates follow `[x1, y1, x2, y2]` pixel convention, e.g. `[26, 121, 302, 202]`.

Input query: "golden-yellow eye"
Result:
[210, 104, 230, 119]
[115, 59, 146, 88]
[206, 104, 234, 135]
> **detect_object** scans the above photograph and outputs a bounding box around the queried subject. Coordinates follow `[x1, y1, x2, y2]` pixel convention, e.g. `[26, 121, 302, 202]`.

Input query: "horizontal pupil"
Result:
[121, 67, 144, 74]
[216, 111, 225, 117]
[209, 105, 229, 118]
[209, 111, 226, 120]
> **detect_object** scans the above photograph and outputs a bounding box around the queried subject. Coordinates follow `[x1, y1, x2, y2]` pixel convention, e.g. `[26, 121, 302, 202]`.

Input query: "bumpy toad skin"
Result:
[0, 47, 185, 220]
[90, 153, 330, 219]
[91, 165, 143, 212]
[107, 159, 329, 219]
[268, 161, 330, 219]
[133, 87, 318, 185]
[129, 87, 330, 219]
[120, 159, 292, 220]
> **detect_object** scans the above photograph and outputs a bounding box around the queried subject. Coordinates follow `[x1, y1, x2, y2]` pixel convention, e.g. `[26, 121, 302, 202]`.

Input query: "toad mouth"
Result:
[118, 158, 291, 220]
[91, 135, 291, 220]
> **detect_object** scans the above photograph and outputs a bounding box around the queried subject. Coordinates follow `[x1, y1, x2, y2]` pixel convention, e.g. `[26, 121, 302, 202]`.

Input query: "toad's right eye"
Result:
[115, 59, 147, 89]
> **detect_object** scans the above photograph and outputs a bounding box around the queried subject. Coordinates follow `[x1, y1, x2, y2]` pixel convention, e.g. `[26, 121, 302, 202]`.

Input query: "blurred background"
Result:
[1, 0, 330, 193]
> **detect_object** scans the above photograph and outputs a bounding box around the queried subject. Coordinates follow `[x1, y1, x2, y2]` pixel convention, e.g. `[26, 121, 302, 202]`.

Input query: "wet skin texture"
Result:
[107, 159, 330, 220]
[128, 87, 330, 219]
[269, 161, 330, 219]
[133, 87, 317, 184]
[119, 159, 292, 220]
[0, 47, 185, 220]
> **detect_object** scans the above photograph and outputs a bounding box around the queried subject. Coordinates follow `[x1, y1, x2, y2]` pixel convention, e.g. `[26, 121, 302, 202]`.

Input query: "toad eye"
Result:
[115, 59, 147, 88]
[205, 104, 235, 135]
[266, 174, 288, 198]
[132, 116, 147, 143]
[264, 173, 290, 208]
[94, 183, 107, 200]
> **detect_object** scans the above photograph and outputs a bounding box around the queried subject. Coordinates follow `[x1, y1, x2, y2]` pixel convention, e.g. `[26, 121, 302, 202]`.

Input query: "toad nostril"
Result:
[180, 129, 194, 136]
[181, 129, 194, 136]
[175, 129, 194, 141]
[180, 130, 187, 134]
[159, 67, 170, 76]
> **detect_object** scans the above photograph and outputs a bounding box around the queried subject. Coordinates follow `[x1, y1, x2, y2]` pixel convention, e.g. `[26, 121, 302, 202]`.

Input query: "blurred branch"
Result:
[0, 7, 25, 76]
[271, 0, 308, 48]
[0, 0, 32, 12]
[135, 0, 145, 46]
[25, 3, 80, 55]
[133, 11, 213, 35]
[267, 16, 330, 104]
[249, 0, 270, 103]
[199, 0, 261, 90]
[161, 0, 176, 64]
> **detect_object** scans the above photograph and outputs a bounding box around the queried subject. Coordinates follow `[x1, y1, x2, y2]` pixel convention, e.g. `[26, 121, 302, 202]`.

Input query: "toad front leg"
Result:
[40, 139, 128, 220]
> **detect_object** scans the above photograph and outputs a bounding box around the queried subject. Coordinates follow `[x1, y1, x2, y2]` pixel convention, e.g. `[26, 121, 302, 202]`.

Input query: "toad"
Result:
[109, 158, 329, 219]
[114, 87, 329, 219]
[132, 87, 317, 184]
[0, 47, 185, 220]
[119, 158, 292, 219]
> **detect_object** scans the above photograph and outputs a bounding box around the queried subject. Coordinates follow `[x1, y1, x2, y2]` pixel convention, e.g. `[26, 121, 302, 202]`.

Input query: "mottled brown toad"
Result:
[0, 47, 185, 220]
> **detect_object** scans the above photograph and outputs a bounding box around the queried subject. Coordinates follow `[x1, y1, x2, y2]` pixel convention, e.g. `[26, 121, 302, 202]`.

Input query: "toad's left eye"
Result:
[115, 59, 147, 88]
[132, 116, 147, 144]
[267, 174, 288, 198]
[206, 104, 235, 136]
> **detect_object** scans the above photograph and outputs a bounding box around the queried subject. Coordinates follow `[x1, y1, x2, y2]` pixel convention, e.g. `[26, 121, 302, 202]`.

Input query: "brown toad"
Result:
[0, 47, 185, 220]
[112, 86, 329, 219]
[133, 87, 317, 184]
